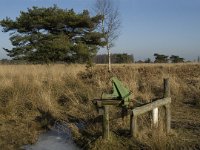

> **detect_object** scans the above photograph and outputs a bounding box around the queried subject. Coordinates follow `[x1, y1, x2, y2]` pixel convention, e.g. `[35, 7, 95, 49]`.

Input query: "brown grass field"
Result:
[0, 63, 200, 149]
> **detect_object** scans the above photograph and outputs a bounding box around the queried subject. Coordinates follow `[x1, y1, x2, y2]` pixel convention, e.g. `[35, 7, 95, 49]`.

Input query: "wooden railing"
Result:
[131, 78, 171, 137]
[94, 78, 171, 140]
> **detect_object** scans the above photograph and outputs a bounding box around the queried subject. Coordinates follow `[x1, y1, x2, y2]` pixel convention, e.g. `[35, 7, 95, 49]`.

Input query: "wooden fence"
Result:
[97, 78, 171, 140]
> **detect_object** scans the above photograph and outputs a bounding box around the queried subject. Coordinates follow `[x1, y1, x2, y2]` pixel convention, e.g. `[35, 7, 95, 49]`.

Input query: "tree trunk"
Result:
[107, 47, 111, 72]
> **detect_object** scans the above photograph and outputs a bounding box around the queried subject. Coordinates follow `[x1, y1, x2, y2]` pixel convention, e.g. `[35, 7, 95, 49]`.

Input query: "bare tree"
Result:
[93, 0, 121, 71]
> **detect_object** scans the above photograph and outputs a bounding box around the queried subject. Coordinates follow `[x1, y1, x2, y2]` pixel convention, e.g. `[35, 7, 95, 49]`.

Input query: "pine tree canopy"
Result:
[0, 5, 106, 63]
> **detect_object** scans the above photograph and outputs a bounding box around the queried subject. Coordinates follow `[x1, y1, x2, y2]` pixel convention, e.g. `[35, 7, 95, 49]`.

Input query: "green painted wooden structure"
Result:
[101, 77, 133, 107]
[93, 77, 133, 140]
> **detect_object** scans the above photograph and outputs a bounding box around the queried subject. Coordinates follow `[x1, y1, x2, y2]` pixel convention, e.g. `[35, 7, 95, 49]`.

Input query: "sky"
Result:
[0, 0, 200, 61]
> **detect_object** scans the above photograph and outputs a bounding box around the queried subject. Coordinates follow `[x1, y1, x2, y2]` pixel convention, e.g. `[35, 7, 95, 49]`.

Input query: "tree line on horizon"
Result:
[94, 53, 134, 64]
[1, 53, 198, 64]
[139, 53, 192, 63]
[94, 53, 190, 64]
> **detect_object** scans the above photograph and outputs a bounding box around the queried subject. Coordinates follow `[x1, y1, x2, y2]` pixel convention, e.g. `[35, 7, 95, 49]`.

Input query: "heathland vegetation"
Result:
[0, 64, 199, 149]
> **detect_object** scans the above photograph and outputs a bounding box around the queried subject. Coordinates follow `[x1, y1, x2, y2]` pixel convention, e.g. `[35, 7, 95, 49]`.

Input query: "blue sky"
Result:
[0, 0, 200, 61]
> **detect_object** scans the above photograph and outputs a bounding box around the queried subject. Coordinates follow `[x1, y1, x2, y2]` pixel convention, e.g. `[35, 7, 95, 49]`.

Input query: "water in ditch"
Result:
[23, 121, 80, 150]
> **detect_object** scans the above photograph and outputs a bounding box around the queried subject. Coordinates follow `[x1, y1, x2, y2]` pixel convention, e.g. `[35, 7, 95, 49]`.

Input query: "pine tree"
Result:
[154, 53, 169, 63]
[0, 5, 105, 63]
[170, 55, 184, 63]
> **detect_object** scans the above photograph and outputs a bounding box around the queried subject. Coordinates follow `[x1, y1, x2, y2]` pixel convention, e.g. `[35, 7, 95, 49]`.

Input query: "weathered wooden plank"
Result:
[132, 97, 171, 116]
[93, 99, 121, 107]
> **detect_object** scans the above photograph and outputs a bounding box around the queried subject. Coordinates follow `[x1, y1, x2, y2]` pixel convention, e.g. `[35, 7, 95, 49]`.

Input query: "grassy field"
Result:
[0, 63, 200, 149]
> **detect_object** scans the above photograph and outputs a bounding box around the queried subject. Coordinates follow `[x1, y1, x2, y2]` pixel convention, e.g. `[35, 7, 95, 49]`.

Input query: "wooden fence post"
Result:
[164, 78, 170, 98]
[163, 78, 171, 134]
[103, 105, 110, 140]
[165, 104, 171, 134]
[130, 112, 137, 137]
[152, 107, 158, 128]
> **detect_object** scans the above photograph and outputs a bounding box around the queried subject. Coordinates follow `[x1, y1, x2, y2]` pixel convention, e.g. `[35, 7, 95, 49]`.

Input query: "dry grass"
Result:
[0, 63, 200, 149]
